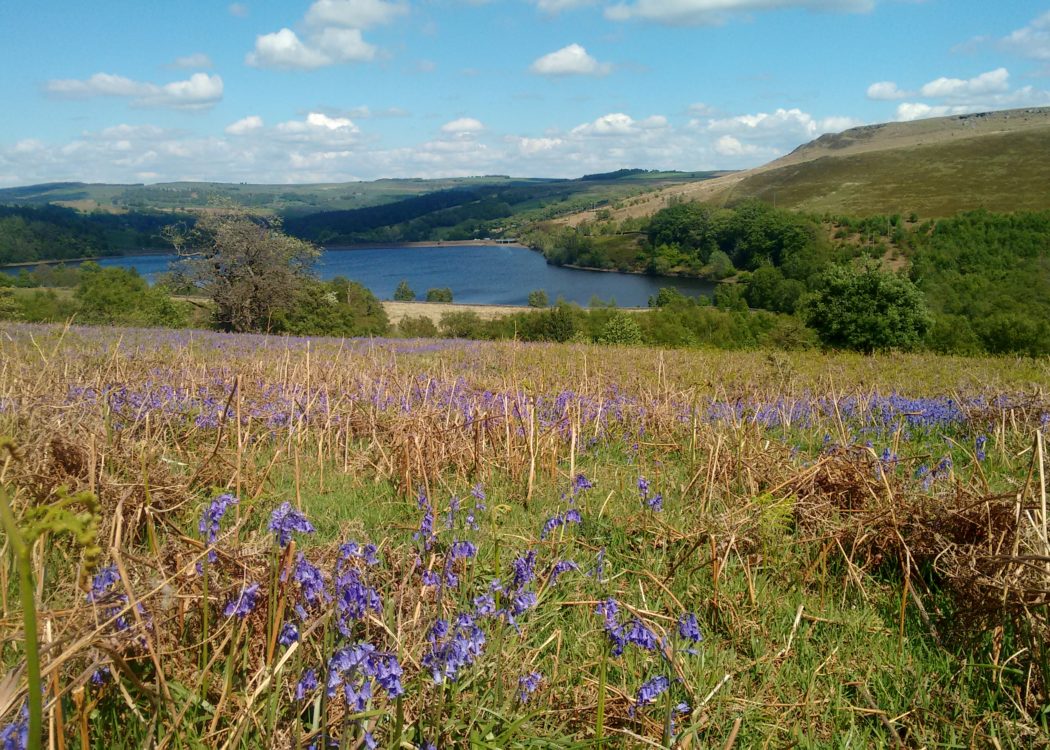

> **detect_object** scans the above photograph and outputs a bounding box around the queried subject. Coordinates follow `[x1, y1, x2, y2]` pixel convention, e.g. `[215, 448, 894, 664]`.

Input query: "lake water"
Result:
[97, 244, 716, 307]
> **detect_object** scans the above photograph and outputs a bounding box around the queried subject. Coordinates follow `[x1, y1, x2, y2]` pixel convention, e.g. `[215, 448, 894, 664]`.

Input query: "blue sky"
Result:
[1, 1, 1048, 185]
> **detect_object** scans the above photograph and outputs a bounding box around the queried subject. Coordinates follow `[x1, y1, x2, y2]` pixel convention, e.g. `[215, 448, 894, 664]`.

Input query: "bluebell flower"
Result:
[292, 554, 327, 607]
[199, 493, 237, 563]
[446, 495, 461, 530]
[88, 566, 121, 602]
[224, 582, 261, 619]
[473, 593, 496, 617]
[573, 473, 594, 493]
[0, 704, 28, 750]
[677, 613, 702, 644]
[414, 492, 435, 551]
[976, 435, 987, 462]
[421, 614, 486, 684]
[549, 559, 578, 586]
[90, 666, 111, 686]
[268, 502, 315, 547]
[634, 675, 670, 710]
[510, 551, 536, 589]
[517, 672, 543, 703]
[334, 569, 381, 635]
[450, 540, 478, 560]
[278, 622, 299, 647]
[626, 619, 660, 651]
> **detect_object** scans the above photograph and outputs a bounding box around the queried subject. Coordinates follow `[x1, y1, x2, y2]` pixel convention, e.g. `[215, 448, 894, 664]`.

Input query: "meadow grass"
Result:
[0, 323, 1048, 748]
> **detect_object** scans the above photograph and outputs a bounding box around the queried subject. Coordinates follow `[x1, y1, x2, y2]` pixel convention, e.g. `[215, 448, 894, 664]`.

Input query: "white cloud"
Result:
[705, 107, 860, 142]
[604, 0, 874, 26]
[713, 134, 777, 157]
[687, 102, 717, 116]
[530, 44, 612, 76]
[441, 117, 485, 134]
[919, 67, 1009, 100]
[304, 0, 407, 29]
[866, 81, 911, 100]
[246, 27, 375, 69]
[572, 112, 640, 136]
[170, 53, 213, 69]
[1000, 10, 1050, 61]
[44, 72, 223, 110]
[532, 0, 597, 14]
[225, 116, 264, 135]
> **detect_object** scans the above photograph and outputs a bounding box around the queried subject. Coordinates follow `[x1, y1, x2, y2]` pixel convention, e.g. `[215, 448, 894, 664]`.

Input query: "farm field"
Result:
[1, 324, 1049, 748]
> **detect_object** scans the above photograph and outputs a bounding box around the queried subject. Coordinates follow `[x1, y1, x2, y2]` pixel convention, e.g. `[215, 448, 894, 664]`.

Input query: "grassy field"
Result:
[0, 323, 1049, 748]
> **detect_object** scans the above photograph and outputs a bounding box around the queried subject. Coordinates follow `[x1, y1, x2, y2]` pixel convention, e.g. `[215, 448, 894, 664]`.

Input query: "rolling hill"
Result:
[559, 106, 1050, 223]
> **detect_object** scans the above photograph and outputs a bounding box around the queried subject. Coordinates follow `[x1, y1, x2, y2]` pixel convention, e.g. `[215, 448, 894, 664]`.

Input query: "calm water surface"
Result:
[99, 245, 716, 307]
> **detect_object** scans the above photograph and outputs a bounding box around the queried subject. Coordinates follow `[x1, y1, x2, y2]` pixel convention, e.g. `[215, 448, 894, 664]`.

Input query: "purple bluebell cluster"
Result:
[278, 622, 299, 647]
[224, 582, 261, 619]
[549, 559, 579, 586]
[296, 668, 318, 701]
[638, 476, 663, 512]
[597, 599, 660, 656]
[421, 614, 487, 684]
[269, 502, 315, 546]
[334, 568, 382, 636]
[414, 490, 435, 551]
[0, 705, 27, 750]
[199, 493, 238, 563]
[517, 672, 543, 703]
[633, 675, 670, 710]
[327, 643, 404, 708]
[87, 565, 131, 631]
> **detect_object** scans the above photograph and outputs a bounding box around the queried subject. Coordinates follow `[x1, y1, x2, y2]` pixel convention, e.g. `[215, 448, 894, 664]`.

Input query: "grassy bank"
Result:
[0, 324, 1048, 747]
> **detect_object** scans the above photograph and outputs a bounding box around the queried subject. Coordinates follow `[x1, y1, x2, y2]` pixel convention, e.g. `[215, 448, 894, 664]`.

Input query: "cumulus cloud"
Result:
[887, 66, 1050, 121]
[999, 10, 1050, 61]
[304, 0, 407, 29]
[532, 0, 597, 14]
[247, 0, 400, 70]
[530, 44, 612, 76]
[225, 116, 264, 135]
[1, 103, 868, 186]
[604, 0, 875, 26]
[44, 72, 223, 110]
[441, 117, 485, 134]
[246, 27, 375, 69]
[920, 67, 1009, 100]
[705, 107, 860, 142]
[170, 53, 213, 69]
[866, 81, 911, 100]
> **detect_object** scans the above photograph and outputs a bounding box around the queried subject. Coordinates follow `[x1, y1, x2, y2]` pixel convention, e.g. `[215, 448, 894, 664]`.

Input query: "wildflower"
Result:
[373, 653, 405, 698]
[677, 613, 702, 644]
[510, 551, 536, 589]
[87, 566, 121, 602]
[292, 554, 327, 606]
[361, 544, 380, 566]
[278, 622, 299, 647]
[573, 473, 594, 493]
[647, 492, 663, 512]
[634, 675, 670, 709]
[199, 493, 237, 562]
[422, 614, 486, 684]
[224, 582, 261, 619]
[268, 502, 315, 547]
[296, 668, 318, 701]
[445, 495, 461, 530]
[473, 593, 496, 617]
[976, 435, 987, 462]
[626, 619, 660, 651]
[414, 492, 435, 551]
[450, 540, 478, 561]
[334, 569, 381, 635]
[0, 705, 28, 750]
[517, 672, 543, 703]
[549, 559, 578, 586]
[90, 666, 111, 686]
[596, 599, 627, 656]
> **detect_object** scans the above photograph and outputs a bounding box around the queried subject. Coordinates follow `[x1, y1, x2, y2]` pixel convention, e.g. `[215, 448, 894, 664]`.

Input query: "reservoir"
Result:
[96, 244, 717, 308]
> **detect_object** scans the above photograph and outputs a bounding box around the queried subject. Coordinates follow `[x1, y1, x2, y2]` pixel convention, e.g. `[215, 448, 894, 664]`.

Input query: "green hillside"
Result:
[728, 127, 1050, 216]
